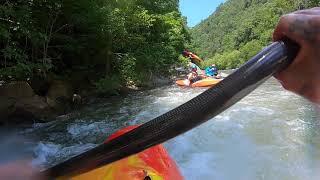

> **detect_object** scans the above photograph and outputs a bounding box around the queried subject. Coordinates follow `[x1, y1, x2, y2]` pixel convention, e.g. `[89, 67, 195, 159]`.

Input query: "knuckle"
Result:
[281, 83, 291, 91]
[281, 81, 296, 92]
[311, 7, 320, 11]
[279, 14, 290, 22]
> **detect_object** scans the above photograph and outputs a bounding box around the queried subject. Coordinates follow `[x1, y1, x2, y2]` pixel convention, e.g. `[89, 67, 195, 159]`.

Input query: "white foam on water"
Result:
[32, 142, 97, 168]
[179, 152, 219, 180]
[32, 142, 61, 167]
[131, 110, 157, 125]
[163, 82, 319, 179]
[130, 88, 203, 125]
[67, 121, 112, 139]
[168, 123, 314, 180]
[230, 106, 275, 116]
[166, 121, 261, 180]
[68, 123, 99, 137]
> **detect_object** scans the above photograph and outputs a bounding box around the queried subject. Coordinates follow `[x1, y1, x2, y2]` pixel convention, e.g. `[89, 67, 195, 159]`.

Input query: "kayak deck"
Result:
[58, 126, 183, 180]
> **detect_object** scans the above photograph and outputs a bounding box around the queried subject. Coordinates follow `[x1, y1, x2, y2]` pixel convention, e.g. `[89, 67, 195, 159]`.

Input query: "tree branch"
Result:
[0, 17, 14, 23]
[54, 24, 69, 34]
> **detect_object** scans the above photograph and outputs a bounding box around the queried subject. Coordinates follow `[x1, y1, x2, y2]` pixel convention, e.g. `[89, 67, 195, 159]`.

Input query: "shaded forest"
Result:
[190, 0, 319, 69]
[0, 0, 189, 94]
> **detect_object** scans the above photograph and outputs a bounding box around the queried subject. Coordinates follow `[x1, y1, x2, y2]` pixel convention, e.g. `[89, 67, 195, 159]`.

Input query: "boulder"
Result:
[151, 75, 171, 87]
[46, 80, 73, 112]
[29, 76, 50, 96]
[0, 81, 34, 98]
[0, 80, 77, 124]
[12, 95, 52, 122]
[0, 97, 16, 123]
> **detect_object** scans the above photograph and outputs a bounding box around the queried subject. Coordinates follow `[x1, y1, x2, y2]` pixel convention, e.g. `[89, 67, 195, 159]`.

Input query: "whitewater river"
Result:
[18, 77, 320, 180]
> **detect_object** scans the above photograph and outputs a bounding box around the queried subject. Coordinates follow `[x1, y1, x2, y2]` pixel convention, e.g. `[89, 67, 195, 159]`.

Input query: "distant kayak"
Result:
[59, 126, 183, 180]
[176, 78, 222, 87]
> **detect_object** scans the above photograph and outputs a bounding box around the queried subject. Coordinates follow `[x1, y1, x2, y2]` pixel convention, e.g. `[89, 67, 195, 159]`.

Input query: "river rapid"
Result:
[18, 77, 320, 180]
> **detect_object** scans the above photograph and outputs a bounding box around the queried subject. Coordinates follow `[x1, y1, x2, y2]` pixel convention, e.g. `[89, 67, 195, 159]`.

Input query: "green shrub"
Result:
[201, 50, 241, 70]
[94, 75, 121, 95]
[178, 55, 190, 67]
[201, 40, 264, 70]
[238, 40, 264, 64]
[117, 55, 138, 83]
[0, 63, 52, 81]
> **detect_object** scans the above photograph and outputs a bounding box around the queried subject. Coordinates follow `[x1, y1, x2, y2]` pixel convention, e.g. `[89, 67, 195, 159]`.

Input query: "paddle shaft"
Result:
[43, 41, 299, 178]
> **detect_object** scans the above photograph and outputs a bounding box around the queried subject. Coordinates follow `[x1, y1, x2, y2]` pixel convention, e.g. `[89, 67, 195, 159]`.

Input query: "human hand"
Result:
[273, 7, 320, 104]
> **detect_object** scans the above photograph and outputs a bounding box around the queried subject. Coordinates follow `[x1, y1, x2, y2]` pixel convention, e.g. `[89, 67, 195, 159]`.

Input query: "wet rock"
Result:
[55, 112, 80, 121]
[12, 95, 52, 123]
[29, 76, 50, 96]
[0, 81, 34, 98]
[0, 97, 16, 122]
[0, 81, 54, 124]
[151, 75, 171, 87]
[139, 74, 172, 88]
[46, 80, 73, 112]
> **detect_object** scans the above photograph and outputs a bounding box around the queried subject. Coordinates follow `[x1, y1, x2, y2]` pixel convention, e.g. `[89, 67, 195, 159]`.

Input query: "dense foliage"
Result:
[0, 0, 189, 93]
[191, 0, 320, 69]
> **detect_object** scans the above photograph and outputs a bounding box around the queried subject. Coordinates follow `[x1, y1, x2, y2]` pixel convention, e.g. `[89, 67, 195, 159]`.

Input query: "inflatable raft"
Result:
[59, 126, 183, 180]
[176, 78, 222, 87]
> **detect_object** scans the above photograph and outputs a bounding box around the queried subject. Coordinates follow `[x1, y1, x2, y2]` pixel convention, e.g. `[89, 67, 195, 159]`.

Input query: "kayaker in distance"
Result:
[176, 61, 221, 87]
[187, 62, 203, 84]
[205, 64, 222, 79]
[206, 64, 218, 77]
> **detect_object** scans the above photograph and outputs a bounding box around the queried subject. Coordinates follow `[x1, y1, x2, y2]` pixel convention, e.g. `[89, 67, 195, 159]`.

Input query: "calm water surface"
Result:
[20, 78, 320, 180]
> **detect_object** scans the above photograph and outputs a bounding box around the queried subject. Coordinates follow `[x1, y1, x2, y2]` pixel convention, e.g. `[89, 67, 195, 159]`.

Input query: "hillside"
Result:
[190, 0, 319, 69]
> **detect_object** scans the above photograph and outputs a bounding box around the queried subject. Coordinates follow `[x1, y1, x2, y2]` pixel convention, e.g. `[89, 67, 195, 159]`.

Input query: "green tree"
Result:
[0, 0, 190, 94]
[190, 0, 319, 69]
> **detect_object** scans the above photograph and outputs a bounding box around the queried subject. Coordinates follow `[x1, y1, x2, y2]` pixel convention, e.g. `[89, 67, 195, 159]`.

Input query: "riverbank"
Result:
[0, 65, 234, 126]
[0, 67, 189, 125]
